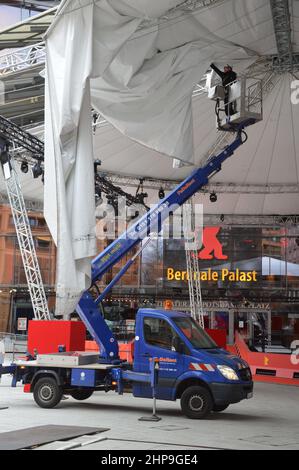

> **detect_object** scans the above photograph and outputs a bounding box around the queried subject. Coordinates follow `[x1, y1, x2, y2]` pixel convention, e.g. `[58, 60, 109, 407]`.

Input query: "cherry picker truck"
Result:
[0, 79, 262, 419]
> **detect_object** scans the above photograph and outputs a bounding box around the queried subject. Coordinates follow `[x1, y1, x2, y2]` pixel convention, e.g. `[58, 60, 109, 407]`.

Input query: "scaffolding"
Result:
[183, 202, 204, 328]
[0, 122, 50, 321]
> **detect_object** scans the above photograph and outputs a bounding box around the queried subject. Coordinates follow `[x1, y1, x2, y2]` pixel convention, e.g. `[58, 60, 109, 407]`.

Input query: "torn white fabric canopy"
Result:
[44, 0, 259, 317]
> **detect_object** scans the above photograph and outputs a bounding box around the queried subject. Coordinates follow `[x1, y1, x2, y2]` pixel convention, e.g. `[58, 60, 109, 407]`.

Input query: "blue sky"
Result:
[0, 5, 35, 29]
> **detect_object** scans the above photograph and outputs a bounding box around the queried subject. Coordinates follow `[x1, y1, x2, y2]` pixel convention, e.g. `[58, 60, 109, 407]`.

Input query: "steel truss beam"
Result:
[1, 192, 296, 227]
[183, 202, 204, 328]
[204, 183, 299, 195]
[270, 0, 294, 71]
[103, 173, 299, 195]
[0, 43, 46, 77]
[0, 191, 43, 211]
[0, 115, 44, 157]
[0, 115, 149, 209]
[0, 118, 50, 319]
[0, 160, 50, 320]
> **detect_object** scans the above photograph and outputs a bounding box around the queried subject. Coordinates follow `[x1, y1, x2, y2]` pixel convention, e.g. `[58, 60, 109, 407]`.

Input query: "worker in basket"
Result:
[210, 63, 237, 116]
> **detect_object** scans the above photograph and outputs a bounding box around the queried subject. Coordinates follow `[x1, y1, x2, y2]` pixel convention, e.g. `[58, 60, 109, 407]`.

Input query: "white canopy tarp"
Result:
[44, 0, 263, 316]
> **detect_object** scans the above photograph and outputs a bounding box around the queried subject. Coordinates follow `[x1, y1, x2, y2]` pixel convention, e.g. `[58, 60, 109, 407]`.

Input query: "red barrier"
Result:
[84, 340, 134, 362]
[85, 340, 99, 352]
[28, 320, 86, 355]
[206, 329, 227, 349]
[234, 332, 299, 386]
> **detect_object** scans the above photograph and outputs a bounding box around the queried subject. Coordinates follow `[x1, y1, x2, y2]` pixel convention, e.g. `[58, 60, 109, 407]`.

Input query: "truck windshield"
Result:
[173, 317, 218, 350]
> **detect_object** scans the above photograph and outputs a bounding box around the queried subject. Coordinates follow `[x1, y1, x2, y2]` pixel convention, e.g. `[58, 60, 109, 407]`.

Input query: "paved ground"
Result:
[0, 375, 298, 450]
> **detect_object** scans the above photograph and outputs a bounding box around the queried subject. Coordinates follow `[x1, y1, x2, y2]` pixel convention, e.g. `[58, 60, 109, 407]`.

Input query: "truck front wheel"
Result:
[33, 377, 63, 409]
[180, 385, 213, 419]
[70, 389, 94, 401]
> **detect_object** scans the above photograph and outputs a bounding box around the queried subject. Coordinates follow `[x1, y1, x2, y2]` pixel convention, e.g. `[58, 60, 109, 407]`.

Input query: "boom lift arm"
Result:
[77, 121, 253, 360]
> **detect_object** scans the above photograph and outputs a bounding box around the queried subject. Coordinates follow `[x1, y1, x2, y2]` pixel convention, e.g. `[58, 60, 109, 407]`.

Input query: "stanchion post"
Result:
[139, 358, 161, 422]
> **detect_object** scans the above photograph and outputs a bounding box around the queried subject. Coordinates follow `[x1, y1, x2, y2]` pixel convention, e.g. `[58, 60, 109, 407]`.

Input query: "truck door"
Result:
[133, 316, 186, 400]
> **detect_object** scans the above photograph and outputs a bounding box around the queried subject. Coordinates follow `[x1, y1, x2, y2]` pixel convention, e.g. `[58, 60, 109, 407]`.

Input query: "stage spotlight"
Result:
[158, 187, 165, 199]
[32, 161, 43, 179]
[21, 161, 29, 174]
[210, 192, 217, 203]
[136, 192, 148, 206]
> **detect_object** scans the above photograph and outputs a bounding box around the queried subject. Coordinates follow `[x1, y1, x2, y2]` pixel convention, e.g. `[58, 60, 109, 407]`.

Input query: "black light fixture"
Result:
[135, 192, 148, 206]
[21, 161, 29, 174]
[158, 187, 165, 199]
[210, 192, 217, 203]
[32, 160, 43, 179]
[128, 210, 139, 221]
[107, 196, 118, 213]
[220, 214, 225, 222]
[95, 185, 103, 205]
[94, 159, 101, 174]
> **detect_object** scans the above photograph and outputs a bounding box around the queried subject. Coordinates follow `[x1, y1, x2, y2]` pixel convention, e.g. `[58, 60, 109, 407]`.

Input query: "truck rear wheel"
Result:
[70, 389, 94, 401]
[213, 404, 229, 412]
[180, 385, 213, 419]
[33, 377, 63, 409]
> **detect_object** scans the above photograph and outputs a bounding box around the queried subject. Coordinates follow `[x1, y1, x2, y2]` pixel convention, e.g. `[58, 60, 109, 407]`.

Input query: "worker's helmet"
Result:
[225, 64, 233, 71]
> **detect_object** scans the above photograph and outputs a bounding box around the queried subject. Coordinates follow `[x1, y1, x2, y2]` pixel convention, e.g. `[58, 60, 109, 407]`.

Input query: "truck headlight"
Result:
[217, 365, 239, 381]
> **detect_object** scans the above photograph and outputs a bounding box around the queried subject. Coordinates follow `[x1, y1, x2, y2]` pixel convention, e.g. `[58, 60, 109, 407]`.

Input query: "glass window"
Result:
[143, 317, 179, 351]
[28, 217, 38, 227]
[173, 317, 217, 350]
[36, 238, 50, 249]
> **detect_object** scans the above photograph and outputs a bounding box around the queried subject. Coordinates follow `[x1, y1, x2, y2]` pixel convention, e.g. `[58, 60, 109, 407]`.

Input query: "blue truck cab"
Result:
[132, 309, 253, 418]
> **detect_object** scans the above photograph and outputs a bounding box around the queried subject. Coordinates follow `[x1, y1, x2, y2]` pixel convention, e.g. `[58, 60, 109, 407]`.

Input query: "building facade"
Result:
[1, 203, 299, 349]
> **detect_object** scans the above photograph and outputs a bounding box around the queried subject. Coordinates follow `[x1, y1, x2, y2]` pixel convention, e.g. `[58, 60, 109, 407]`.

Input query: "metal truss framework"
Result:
[270, 0, 299, 71]
[1, 187, 297, 228]
[0, 43, 46, 77]
[0, 115, 44, 157]
[0, 191, 43, 211]
[183, 202, 204, 328]
[0, 0, 297, 78]
[0, 117, 50, 320]
[0, 115, 149, 209]
[104, 173, 299, 195]
[1, 161, 50, 320]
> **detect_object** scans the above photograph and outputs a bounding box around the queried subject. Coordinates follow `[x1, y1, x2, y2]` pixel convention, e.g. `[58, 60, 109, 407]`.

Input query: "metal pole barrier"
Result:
[139, 358, 161, 422]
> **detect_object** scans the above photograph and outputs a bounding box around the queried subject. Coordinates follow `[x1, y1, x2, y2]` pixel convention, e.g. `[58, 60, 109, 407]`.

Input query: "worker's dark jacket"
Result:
[210, 63, 237, 87]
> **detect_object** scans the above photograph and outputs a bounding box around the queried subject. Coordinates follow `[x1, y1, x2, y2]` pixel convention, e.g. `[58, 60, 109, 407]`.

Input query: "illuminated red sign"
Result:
[193, 227, 228, 260]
